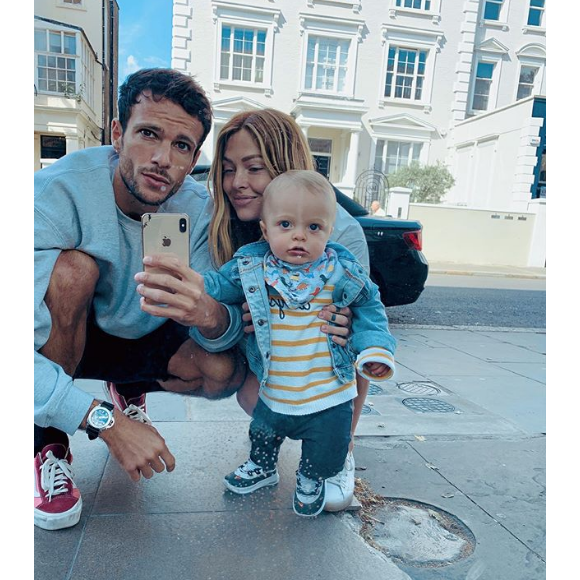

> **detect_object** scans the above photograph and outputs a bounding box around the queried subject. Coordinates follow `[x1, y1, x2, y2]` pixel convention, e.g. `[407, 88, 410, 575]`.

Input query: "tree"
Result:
[388, 161, 455, 204]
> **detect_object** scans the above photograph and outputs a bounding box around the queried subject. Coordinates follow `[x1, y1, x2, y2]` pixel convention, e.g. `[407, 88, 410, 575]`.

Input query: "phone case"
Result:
[141, 213, 190, 275]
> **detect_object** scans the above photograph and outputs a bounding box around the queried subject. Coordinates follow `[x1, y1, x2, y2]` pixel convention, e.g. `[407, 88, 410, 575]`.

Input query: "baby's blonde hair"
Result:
[262, 170, 337, 221]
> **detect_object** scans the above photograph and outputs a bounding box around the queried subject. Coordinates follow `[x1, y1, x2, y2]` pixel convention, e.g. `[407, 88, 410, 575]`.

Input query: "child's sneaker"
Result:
[293, 471, 326, 517]
[224, 459, 279, 494]
[34, 444, 82, 530]
[324, 451, 355, 512]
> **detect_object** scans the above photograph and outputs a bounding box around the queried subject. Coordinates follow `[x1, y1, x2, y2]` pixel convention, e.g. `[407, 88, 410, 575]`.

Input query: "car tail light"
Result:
[403, 230, 422, 251]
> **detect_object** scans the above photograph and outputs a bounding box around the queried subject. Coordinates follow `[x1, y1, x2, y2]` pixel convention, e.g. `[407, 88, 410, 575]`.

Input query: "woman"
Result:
[207, 109, 374, 511]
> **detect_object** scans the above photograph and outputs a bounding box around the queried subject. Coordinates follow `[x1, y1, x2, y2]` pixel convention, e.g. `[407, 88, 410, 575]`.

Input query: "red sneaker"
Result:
[104, 382, 151, 424]
[34, 444, 82, 530]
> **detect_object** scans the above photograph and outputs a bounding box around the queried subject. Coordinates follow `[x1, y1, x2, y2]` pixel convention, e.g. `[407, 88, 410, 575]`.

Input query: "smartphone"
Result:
[141, 213, 190, 275]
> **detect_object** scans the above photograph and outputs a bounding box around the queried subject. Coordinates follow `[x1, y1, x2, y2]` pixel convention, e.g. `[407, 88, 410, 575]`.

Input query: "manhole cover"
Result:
[398, 381, 441, 396]
[368, 383, 385, 396]
[402, 398, 456, 413]
[368, 498, 476, 568]
[361, 404, 380, 415]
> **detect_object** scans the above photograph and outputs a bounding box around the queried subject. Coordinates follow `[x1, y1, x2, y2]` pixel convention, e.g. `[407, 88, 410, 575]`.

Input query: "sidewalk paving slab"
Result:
[91, 422, 289, 516]
[395, 346, 521, 378]
[477, 330, 546, 354]
[35, 520, 89, 580]
[354, 388, 526, 438]
[491, 361, 546, 384]
[68, 510, 412, 580]
[399, 328, 546, 364]
[428, 374, 545, 434]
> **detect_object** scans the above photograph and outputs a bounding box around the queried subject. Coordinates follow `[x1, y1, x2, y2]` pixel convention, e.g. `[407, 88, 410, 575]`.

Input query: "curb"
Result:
[429, 269, 546, 280]
[390, 324, 545, 332]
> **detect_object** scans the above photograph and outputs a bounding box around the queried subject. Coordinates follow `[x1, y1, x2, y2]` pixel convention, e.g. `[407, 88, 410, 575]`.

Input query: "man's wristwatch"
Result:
[86, 401, 115, 440]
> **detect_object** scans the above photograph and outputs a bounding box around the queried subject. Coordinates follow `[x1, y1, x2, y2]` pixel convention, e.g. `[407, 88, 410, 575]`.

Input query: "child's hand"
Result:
[364, 362, 390, 377]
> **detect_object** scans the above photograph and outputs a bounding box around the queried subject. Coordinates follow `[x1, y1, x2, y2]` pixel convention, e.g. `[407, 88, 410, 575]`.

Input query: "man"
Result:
[34, 69, 246, 531]
[370, 200, 386, 217]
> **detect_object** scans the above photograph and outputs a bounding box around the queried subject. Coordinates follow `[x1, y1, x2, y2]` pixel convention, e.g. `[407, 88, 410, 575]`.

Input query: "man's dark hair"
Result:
[117, 68, 213, 150]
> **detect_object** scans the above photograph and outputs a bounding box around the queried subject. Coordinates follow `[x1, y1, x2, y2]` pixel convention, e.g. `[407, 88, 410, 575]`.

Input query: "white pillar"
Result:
[201, 122, 220, 165]
[301, 125, 309, 139]
[387, 187, 411, 219]
[526, 198, 546, 267]
[65, 135, 79, 154]
[343, 130, 360, 188]
[34, 134, 41, 171]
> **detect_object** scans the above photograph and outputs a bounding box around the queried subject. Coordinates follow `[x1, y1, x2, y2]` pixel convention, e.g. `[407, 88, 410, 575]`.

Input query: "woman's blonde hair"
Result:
[208, 109, 315, 266]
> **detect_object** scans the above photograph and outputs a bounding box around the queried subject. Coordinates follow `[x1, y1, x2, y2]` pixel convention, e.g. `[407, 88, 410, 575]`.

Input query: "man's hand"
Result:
[363, 361, 390, 378]
[318, 305, 352, 347]
[99, 410, 176, 482]
[241, 302, 254, 334]
[134, 253, 229, 338]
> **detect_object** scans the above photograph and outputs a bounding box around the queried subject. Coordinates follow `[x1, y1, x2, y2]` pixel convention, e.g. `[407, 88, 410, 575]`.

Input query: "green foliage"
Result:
[388, 161, 455, 204]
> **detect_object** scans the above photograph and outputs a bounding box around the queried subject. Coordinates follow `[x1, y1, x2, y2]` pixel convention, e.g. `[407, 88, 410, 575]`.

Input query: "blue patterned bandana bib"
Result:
[263, 248, 338, 309]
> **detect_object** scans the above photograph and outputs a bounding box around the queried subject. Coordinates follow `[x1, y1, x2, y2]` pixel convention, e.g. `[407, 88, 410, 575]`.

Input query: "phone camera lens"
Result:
[179, 218, 186, 233]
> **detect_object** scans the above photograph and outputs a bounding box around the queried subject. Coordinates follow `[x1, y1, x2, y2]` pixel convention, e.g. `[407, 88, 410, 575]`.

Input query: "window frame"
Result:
[211, 1, 280, 95]
[525, 0, 546, 29]
[309, 138, 333, 179]
[515, 64, 540, 101]
[307, 0, 362, 13]
[368, 113, 435, 178]
[471, 60, 496, 112]
[388, 0, 442, 24]
[34, 24, 79, 96]
[58, 0, 85, 9]
[380, 24, 442, 111]
[469, 52, 503, 116]
[483, 0, 504, 21]
[80, 36, 96, 110]
[40, 135, 67, 161]
[298, 13, 364, 99]
[374, 138, 424, 175]
[481, 0, 512, 31]
[384, 45, 429, 102]
[514, 43, 546, 102]
[303, 35, 353, 95]
[219, 25, 268, 85]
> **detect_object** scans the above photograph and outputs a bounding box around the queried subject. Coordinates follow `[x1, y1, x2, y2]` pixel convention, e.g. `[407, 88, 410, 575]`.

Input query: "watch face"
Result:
[90, 407, 112, 428]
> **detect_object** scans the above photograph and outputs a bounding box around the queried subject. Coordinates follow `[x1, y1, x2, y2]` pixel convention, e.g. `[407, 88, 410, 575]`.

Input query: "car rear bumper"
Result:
[370, 248, 429, 307]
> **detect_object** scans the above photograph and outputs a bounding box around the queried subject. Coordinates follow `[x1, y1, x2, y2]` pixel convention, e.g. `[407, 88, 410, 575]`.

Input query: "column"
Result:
[343, 129, 361, 189]
[65, 134, 80, 154]
[526, 198, 546, 267]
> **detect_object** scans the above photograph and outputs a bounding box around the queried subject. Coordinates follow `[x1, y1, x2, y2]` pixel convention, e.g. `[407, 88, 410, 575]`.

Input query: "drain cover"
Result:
[368, 383, 385, 396]
[402, 397, 456, 413]
[369, 499, 476, 568]
[361, 404, 380, 415]
[398, 381, 441, 396]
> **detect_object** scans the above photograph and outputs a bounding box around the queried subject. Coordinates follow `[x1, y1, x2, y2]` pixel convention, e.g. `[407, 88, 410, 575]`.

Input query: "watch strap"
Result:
[87, 401, 115, 440]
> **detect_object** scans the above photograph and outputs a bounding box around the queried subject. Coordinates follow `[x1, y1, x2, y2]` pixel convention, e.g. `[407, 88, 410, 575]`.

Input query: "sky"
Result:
[117, 0, 173, 83]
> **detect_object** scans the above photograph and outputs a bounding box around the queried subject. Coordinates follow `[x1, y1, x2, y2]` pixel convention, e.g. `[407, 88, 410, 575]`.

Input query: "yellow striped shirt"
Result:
[261, 275, 357, 416]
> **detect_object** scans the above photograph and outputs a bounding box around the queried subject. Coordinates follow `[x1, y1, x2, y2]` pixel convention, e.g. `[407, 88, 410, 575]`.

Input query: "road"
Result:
[386, 273, 546, 329]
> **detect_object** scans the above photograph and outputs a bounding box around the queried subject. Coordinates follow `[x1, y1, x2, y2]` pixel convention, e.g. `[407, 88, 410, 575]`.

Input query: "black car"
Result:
[191, 166, 428, 307]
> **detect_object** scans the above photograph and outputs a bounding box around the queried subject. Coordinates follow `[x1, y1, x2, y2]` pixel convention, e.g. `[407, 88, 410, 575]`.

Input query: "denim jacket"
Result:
[202, 240, 397, 387]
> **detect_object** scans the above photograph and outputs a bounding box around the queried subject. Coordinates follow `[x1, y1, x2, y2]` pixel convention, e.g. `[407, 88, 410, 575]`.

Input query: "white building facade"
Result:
[172, 0, 546, 211]
[34, 0, 119, 171]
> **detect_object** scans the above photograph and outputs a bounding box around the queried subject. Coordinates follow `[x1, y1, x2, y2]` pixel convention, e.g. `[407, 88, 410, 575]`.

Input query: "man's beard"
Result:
[119, 156, 180, 207]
